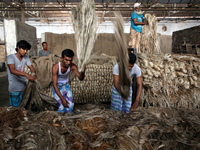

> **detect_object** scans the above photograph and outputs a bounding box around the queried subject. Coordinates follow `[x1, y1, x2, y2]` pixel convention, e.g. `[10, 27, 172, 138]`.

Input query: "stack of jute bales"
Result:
[137, 53, 200, 109]
[70, 63, 114, 103]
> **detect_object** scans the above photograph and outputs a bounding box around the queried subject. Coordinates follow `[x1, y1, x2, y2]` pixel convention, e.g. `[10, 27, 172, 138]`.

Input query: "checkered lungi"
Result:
[52, 83, 74, 113]
[9, 91, 24, 107]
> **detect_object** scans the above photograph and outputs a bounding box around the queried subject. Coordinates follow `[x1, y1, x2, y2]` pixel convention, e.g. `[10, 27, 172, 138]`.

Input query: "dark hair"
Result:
[42, 42, 47, 45]
[62, 49, 74, 58]
[129, 53, 136, 64]
[15, 40, 31, 52]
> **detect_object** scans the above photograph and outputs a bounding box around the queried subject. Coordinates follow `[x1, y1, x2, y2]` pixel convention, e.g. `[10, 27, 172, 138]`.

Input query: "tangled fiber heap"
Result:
[71, 0, 98, 72]
[0, 104, 200, 149]
[137, 53, 200, 108]
[113, 12, 131, 100]
[140, 14, 161, 54]
[20, 80, 58, 114]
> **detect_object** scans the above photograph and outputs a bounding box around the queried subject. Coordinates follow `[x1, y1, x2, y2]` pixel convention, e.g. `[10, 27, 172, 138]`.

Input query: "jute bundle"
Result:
[20, 80, 58, 114]
[113, 12, 131, 100]
[26, 54, 61, 89]
[140, 14, 160, 54]
[71, 0, 98, 72]
[137, 53, 200, 109]
[0, 104, 200, 149]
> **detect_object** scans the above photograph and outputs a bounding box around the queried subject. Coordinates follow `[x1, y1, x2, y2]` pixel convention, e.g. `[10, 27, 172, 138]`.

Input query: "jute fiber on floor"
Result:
[0, 104, 200, 149]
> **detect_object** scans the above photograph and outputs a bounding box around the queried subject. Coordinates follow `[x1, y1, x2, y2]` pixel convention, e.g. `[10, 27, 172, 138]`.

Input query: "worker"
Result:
[52, 49, 86, 113]
[6, 40, 36, 107]
[39, 42, 51, 57]
[129, 2, 148, 55]
[111, 53, 142, 113]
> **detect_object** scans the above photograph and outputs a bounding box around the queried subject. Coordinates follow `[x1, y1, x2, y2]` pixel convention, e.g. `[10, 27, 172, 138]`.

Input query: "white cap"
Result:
[134, 3, 141, 8]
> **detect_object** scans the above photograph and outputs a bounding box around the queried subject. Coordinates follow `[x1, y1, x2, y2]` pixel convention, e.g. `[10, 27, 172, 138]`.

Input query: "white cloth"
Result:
[113, 63, 141, 78]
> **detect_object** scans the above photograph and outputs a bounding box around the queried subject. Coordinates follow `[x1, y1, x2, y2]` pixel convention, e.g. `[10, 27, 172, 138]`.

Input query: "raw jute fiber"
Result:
[71, 0, 98, 72]
[140, 14, 161, 54]
[0, 104, 200, 149]
[113, 12, 131, 100]
[137, 53, 200, 109]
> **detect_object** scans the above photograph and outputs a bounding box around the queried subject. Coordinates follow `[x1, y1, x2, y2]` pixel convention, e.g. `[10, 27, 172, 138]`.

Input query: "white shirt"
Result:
[113, 63, 141, 78]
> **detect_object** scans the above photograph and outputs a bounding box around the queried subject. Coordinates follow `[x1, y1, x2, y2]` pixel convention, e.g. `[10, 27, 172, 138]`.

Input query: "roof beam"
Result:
[1, 6, 199, 11]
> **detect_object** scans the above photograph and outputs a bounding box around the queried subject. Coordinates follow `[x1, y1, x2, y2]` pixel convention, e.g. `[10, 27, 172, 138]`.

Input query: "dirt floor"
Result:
[0, 71, 9, 107]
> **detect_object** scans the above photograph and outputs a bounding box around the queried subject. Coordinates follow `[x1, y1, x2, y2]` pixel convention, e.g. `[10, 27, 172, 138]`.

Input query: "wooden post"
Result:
[21, 7, 25, 23]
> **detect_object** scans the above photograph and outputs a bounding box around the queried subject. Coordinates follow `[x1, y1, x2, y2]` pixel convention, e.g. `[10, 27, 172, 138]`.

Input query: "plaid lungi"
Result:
[52, 83, 74, 113]
[111, 86, 132, 113]
[129, 27, 141, 53]
[9, 91, 24, 107]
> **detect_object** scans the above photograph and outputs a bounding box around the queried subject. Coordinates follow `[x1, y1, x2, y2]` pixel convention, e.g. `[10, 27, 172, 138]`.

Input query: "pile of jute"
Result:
[0, 103, 200, 149]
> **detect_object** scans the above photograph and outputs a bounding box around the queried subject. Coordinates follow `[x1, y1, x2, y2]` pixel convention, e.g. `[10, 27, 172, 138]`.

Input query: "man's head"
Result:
[61, 49, 74, 67]
[128, 53, 136, 70]
[15, 40, 31, 56]
[134, 3, 141, 12]
[42, 42, 48, 51]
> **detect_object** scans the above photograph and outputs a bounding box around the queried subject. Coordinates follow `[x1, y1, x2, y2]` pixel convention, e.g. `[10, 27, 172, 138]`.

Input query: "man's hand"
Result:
[61, 97, 69, 108]
[130, 97, 140, 111]
[31, 72, 38, 80]
[81, 65, 86, 72]
[144, 21, 148, 25]
[25, 74, 36, 81]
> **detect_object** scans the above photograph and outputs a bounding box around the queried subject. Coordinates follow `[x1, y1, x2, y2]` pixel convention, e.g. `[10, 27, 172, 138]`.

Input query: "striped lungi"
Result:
[52, 83, 74, 113]
[9, 91, 24, 107]
[111, 86, 132, 113]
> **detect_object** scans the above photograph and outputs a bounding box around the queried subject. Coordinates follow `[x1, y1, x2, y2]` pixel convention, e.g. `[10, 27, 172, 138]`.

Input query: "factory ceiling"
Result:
[0, 0, 199, 23]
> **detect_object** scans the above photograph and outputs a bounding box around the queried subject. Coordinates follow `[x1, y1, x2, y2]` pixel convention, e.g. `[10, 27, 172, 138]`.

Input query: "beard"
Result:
[134, 10, 144, 15]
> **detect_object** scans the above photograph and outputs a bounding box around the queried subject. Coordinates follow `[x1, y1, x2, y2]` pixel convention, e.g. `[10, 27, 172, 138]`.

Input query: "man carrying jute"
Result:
[6, 40, 37, 107]
[111, 53, 142, 113]
[129, 3, 148, 54]
[52, 49, 86, 113]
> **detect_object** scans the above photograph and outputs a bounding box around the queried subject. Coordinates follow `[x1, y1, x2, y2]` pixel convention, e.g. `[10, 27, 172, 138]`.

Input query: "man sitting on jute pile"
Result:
[129, 3, 148, 55]
[52, 49, 86, 113]
[111, 53, 142, 113]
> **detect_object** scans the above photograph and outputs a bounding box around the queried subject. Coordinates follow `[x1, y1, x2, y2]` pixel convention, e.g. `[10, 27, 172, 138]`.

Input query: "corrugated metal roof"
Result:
[4, 0, 199, 3]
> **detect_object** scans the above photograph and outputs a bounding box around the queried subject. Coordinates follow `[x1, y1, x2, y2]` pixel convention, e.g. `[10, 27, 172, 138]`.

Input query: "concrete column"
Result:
[21, 7, 25, 23]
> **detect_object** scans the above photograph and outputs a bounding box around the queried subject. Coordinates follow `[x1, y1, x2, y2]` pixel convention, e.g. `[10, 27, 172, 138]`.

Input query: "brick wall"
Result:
[172, 26, 200, 54]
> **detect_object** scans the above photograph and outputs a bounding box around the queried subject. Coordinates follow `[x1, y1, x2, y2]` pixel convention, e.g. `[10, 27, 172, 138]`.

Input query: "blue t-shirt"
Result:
[130, 12, 144, 33]
[6, 54, 32, 92]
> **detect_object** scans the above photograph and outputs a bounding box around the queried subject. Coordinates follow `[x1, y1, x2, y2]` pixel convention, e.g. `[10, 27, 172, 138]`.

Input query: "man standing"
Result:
[129, 3, 148, 54]
[39, 42, 51, 57]
[52, 49, 86, 113]
[6, 40, 36, 107]
[111, 53, 142, 113]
